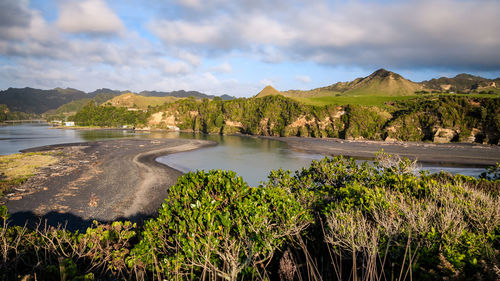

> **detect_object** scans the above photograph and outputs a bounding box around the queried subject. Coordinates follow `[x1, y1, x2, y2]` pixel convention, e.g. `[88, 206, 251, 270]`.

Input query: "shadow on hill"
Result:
[8, 211, 155, 232]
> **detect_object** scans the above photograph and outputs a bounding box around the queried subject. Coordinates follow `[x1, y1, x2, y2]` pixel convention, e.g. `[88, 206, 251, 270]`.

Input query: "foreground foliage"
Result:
[1, 155, 499, 280]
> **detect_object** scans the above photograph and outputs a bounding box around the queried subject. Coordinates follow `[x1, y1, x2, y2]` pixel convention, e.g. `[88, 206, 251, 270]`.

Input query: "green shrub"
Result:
[131, 170, 311, 281]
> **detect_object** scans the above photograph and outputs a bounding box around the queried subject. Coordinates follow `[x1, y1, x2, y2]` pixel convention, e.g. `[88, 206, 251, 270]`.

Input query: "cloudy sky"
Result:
[1, 0, 499, 97]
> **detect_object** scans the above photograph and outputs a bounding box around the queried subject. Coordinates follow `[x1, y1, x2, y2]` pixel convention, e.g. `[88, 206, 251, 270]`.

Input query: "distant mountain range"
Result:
[256, 69, 500, 99]
[140, 90, 234, 100]
[0, 87, 234, 114]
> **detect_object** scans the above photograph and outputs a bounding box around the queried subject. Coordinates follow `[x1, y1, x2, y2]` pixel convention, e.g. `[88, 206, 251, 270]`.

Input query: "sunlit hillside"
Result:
[256, 69, 499, 106]
[105, 93, 181, 109]
[255, 85, 282, 97]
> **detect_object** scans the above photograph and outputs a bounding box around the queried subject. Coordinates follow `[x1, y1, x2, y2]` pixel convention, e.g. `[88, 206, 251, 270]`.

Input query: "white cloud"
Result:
[149, 19, 224, 46]
[148, 0, 500, 70]
[163, 61, 191, 75]
[210, 62, 232, 73]
[57, 0, 124, 34]
[260, 78, 276, 87]
[238, 15, 295, 46]
[295, 75, 311, 83]
[177, 50, 202, 66]
[175, 0, 203, 9]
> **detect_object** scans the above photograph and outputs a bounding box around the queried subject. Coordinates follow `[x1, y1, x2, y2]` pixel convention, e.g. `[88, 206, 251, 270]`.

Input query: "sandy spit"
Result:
[4, 138, 216, 230]
[267, 137, 500, 166]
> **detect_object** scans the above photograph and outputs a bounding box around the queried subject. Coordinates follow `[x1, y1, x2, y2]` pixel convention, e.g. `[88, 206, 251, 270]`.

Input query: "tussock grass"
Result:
[106, 93, 180, 109]
[0, 152, 59, 195]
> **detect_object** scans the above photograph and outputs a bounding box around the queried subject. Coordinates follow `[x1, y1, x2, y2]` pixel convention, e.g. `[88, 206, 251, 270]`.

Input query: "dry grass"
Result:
[323, 174, 500, 281]
[0, 152, 58, 179]
[0, 152, 59, 195]
[105, 93, 180, 110]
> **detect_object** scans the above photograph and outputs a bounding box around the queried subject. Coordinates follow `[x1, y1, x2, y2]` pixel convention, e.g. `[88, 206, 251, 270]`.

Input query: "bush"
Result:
[266, 154, 500, 281]
[131, 170, 311, 281]
[1, 156, 499, 280]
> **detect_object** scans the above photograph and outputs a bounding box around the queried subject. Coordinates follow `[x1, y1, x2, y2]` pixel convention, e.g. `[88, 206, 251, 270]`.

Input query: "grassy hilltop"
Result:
[256, 69, 500, 106]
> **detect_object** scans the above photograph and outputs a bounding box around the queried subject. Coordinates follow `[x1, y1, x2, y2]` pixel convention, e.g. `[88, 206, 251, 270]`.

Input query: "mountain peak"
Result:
[454, 73, 481, 80]
[369, 68, 401, 79]
[256, 85, 281, 97]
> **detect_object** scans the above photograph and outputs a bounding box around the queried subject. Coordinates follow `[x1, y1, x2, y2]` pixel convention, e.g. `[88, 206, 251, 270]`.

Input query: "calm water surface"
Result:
[0, 123, 147, 155]
[1, 124, 488, 186]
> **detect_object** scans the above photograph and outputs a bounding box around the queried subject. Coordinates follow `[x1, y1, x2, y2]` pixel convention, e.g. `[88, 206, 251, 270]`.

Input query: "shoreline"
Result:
[4, 138, 216, 230]
[48, 126, 500, 166]
[267, 136, 500, 166]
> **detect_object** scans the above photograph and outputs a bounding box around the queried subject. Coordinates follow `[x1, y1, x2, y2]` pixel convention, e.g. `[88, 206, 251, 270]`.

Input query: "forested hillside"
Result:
[71, 95, 500, 144]
[0, 104, 39, 122]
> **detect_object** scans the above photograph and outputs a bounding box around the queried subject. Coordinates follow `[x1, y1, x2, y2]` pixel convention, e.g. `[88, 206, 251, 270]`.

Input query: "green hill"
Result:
[260, 69, 499, 106]
[0, 87, 88, 114]
[284, 69, 422, 97]
[327, 69, 422, 96]
[422, 74, 500, 94]
[45, 93, 121, 117]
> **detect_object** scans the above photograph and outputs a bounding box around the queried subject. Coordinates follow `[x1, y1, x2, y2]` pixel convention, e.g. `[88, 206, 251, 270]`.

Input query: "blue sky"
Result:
[0, 0, 499, 97]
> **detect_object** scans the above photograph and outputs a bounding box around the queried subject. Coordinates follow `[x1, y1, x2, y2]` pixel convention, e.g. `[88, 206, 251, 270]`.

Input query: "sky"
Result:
[0, 0, 499, 97]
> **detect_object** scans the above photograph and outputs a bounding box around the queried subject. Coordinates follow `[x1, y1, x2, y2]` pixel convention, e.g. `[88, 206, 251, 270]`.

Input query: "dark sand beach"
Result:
[274, 137, 500, 166]
[4, 138, 215, 230]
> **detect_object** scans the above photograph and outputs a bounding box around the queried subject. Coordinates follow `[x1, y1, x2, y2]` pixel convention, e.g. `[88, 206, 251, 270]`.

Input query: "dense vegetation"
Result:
[70, 101, 150, 127]
[422, 74, 500, 94]
[0, 104, 40, 122]
[1, 155, 499, 280]
[131, 95, 499, 144]
[44, 93, 121, 122]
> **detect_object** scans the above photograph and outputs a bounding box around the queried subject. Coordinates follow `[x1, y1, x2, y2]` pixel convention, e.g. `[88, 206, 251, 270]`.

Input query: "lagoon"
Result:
[0, 124, 489, 186]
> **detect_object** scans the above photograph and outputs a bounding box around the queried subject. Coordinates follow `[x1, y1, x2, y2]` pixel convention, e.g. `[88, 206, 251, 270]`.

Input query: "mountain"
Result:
[322, 69, 422, 96]
[256, 69, 500, 106]
[87, 88, 128, 97]
[0, 87, 231, 114]
[139, 90, 234, 100]
[0, 87, 88, 114]
[422, 74, 500, 93]
[255, 85, 282, 98]
[105, 93, 180, 110]
[279, 69, 423, 98]
[45, 93, 122, 117]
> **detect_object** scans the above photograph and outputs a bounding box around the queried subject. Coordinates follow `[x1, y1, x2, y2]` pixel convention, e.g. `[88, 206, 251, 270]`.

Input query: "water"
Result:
[0, 124, 490, 186]
[156, 134, 324, 186]
[0, 123, 148, 155]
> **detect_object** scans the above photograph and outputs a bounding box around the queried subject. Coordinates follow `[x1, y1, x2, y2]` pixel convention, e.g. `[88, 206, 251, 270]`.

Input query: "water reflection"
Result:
[0, 124, 145, 155]
[157, 133, 325, 187]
